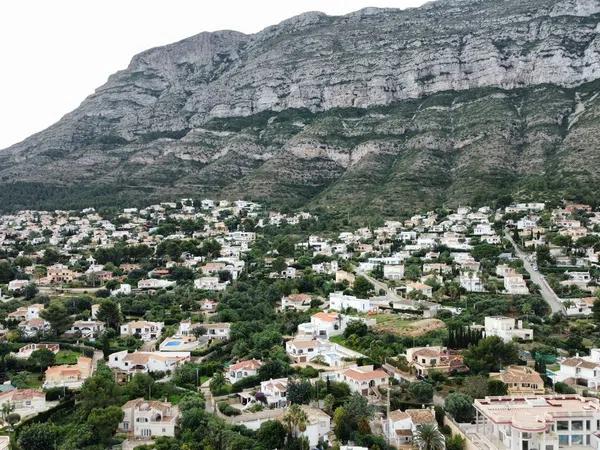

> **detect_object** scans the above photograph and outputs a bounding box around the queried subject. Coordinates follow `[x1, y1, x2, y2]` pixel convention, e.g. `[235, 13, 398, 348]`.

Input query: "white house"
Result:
[7, 279, 31, 292]
[119, 399, 179, 438]
[321, 365, 388, 396]
[292, 406, 331, 447]
[226, 359, 263, 384]
[138, 279, 176, 290]
[384, 408, 437, 448]
[120, 320, 164, 342]
[484, 316, 533, 342]
[68, 319, 105, 338]
[12, 343, 59, 359]
[194, 276, 228, 291]
[0, 389, 50, 419]
[8, 303, 44, 321]
[108, 351, 190, 375]
[111, 283, 132, 296]
[383, 265, 405, 280]
[474, 395, 600, 450]
[459, 272, 485, 293]
[297, 312, 344, 338]
[286, 338, 364, 368]
[329, 292, 374, 313]
[552, 349, 600, 390]
[260, 378, 288, 408]
[504, 274, 529, 295]
[18, 318, 50, 337]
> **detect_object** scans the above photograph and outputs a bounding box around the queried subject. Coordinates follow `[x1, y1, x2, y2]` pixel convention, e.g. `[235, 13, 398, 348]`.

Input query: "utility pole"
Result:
[385, 357, 391, 447]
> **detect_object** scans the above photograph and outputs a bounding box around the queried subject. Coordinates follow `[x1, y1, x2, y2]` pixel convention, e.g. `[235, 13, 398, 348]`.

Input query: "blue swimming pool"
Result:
[164, 340, 181, 347]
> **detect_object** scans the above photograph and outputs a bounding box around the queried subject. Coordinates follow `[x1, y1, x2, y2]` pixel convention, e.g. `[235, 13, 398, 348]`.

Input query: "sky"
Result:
[0, 0, 428, 149]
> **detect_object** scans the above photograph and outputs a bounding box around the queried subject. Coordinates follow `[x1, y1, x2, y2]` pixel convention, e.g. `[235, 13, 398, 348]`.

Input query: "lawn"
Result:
[10, 371, 43, 389]
[55, 350, 80, 365]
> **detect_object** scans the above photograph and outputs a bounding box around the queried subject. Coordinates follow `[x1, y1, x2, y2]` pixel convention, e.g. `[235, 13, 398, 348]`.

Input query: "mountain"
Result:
[2, 0, 600, 215]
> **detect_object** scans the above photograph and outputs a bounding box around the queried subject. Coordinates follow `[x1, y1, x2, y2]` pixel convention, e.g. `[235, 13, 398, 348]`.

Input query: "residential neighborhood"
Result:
[0, 198, 598, 450]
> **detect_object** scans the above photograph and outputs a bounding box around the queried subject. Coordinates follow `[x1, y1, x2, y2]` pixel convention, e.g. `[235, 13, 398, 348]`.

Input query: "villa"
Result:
[108, 350, 190, 377]
[484, 316, 533, 342]
[384, 408, 437, 448]
[405, 346, 468, 377]
[490, 365, 545, 395]
[321, 365, 388, 395]
[260, 378, 288, 408]
[120, 320, 164, 341]
[226, 359, 263, 384]
[119, 398, 179, 438]
[43, 356, 93, 389]
[474, 395, 600, 450]
[0, 388, 50, 419]
[12, 343, 59, 359]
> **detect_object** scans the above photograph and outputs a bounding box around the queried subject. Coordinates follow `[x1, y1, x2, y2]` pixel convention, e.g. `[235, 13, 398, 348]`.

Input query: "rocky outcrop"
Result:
[1, 0, 600, 213]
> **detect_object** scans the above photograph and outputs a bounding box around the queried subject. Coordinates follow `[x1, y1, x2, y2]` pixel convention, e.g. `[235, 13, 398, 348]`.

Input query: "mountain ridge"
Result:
[1, 0, 600, 215]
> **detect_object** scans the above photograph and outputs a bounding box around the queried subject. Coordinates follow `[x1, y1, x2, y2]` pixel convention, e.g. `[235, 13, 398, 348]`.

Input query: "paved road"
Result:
[360, 272, 403, 302]
[505, 231, 564, 314]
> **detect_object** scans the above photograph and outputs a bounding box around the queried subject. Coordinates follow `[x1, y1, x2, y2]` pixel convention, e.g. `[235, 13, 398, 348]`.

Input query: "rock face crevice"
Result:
[1, 0, 600, 213]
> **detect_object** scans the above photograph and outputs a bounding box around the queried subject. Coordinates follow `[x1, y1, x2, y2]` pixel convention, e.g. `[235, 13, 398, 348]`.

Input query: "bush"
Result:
[231, 375, 261, 393]
[446, 434, 466, 450]
[554, 382, 576, 394]
[218, 401, 241, 416]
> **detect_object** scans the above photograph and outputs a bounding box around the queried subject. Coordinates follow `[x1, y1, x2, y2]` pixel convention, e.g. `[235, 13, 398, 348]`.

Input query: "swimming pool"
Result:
[163, 340, 182, 347]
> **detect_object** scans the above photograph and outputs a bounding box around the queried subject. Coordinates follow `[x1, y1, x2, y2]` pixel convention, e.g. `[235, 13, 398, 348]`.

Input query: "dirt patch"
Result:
[374, 318, 446, 337]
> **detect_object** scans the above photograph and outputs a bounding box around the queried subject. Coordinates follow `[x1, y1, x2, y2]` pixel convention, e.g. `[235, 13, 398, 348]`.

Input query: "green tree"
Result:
[463, 336, 519, 373]
[256, 420, 286, 450]
[40, 301, 72, 336]
[17, 422, 58, 450]
[287, 378, 312, 405]
[23, 283, 39, 300]
[333, 406, 351, 441]
[353, 276, 374, 298]
[282, 404, 308, 440]
[79, 363, 122, 415]
[210, 371, 230, 396]
[28, 348, 56, 372]
[413, 423, 445, 450]
[408, 382, 434, 403]
[445, 393, 475, 423]
[487, 379, 508, 396]
[6, 412, 20, 429]
[86, 405, 124, 445]
[125, 373, 155, 399]
[0, 261, 15, 284]
[593, 297, 600, 324]
[96, 299, 122, 330]
[343, 320, 368, 338]
[462, 376, 489, 399]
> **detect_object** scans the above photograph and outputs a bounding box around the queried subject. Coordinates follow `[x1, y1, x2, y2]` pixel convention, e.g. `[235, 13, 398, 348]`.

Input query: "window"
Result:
[545, 446, 553, 450]
[570, 435, 583, 445]
[571, 420, 583, 431]
[586, 420, 591, 430]
[558, 435, 569, 446]
[557, 421, 569, 431]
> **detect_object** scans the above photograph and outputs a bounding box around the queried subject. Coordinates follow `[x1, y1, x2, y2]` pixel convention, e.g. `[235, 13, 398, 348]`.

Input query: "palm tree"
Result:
[1, 401, 14, 420]
[413, 423, 445, 450]
[283, 404, 308, 439]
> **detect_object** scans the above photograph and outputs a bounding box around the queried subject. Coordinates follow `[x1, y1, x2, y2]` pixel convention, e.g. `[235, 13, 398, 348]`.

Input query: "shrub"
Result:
[218, 401, 241, 416]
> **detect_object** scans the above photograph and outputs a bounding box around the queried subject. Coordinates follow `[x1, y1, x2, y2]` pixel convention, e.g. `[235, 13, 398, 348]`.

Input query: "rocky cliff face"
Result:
[1, 0, 600, 214]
